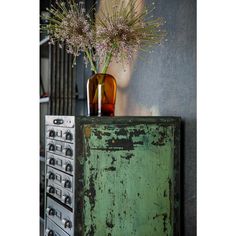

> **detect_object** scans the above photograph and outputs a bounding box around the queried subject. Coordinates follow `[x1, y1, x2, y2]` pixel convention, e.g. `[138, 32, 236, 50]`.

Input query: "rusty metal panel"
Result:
[49, 44, 77, 116]
[75, 117, 181, 236]
[59, 44, 64, 115]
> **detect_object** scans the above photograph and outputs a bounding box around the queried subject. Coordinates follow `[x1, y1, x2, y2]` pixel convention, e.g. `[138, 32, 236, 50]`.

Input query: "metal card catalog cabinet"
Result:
[45, 116, 181, 236]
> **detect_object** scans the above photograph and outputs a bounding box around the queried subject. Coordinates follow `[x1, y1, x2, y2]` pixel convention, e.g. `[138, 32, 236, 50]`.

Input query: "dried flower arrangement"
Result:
[41, 0, 166, 74]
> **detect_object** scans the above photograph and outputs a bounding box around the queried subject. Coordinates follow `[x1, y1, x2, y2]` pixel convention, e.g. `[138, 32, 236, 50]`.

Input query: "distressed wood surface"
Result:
[76, 118, 180, 236]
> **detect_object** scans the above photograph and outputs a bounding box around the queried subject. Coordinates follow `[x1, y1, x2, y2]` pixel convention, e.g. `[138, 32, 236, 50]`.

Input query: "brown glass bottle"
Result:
[87, 73, 117, 116]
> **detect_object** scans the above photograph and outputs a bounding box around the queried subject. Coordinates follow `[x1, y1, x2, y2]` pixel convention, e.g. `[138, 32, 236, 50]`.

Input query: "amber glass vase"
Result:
[87, 73, 117, 116]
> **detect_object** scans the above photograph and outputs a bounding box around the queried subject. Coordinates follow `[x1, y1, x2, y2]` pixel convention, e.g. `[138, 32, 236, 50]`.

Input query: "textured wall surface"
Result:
[126, 0, 196, 235]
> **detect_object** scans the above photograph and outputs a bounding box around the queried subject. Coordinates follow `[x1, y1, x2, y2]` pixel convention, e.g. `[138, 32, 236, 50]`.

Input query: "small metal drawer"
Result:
[46, 140, 74, 160]
[46, 126, 75, 144]
[46, 182, 73, 208]
[45, 217, 70, 236]
[46, 153, 74, 175]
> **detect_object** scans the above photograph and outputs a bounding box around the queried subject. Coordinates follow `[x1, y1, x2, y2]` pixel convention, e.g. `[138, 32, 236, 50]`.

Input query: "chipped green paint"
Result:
[79, 120, 180, 236]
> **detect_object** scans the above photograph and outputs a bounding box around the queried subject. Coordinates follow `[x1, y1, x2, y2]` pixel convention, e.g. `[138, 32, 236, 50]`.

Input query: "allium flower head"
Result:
[41, 0, 93, 58]
[95, 0, 166, 65]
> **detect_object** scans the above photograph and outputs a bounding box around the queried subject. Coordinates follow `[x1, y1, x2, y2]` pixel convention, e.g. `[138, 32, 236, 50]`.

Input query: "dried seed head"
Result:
[95, 0, 166, 64]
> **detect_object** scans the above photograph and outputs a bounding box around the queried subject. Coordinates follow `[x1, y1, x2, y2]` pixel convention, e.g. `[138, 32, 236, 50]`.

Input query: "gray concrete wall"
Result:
[126, 0, 196, 235]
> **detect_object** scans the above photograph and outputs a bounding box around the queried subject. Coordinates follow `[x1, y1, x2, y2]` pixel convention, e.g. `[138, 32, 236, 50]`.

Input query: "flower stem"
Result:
[85, 49, 98, 74]
[101, 44, 116, 74]
[101, 51, 113, 74]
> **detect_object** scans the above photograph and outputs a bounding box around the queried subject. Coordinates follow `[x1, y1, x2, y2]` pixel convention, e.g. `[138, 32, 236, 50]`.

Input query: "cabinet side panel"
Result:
[82, 122, 177, 236]
[74, 123, 86, 236]
[174, 120, 181, 236]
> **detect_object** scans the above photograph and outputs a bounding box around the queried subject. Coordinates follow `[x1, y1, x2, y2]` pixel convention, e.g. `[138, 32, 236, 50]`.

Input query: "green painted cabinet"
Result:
[73, 117, 181, 236]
